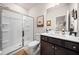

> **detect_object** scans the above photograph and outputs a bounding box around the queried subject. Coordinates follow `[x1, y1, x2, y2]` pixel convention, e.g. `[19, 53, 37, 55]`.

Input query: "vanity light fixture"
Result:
[72, 9, 77, 20]
[74, 10, 77, 20]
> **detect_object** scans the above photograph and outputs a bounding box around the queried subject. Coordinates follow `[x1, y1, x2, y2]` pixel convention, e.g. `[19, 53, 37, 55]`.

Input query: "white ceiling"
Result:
[15, 3, 48, 10]
[1, 3, 69, 11]
[15, 3, 59, 10]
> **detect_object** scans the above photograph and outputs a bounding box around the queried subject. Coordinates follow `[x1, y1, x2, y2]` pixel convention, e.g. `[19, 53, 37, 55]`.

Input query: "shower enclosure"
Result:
[0, 6, 34, 55]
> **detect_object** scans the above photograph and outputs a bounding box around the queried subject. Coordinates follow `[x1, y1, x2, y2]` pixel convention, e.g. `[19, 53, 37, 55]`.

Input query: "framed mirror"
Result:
[56, 15, 66, 31]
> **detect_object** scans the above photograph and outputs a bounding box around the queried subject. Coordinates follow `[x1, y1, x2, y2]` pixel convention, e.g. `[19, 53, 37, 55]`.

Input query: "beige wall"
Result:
[28, 6, 47, 40]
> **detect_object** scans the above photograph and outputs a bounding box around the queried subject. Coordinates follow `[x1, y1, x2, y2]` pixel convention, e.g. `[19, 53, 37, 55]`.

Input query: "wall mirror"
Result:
[56, 15, 66, 31]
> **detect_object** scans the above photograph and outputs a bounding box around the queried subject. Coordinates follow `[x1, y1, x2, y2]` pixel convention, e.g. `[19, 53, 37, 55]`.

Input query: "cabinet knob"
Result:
[72, 46, 76, 49]
[52, 46, 54, 49]
[55, 47, 57, 50]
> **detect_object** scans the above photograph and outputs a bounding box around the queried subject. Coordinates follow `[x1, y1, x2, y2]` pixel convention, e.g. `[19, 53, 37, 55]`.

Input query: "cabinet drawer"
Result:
[41, 35, 48, 41]
[48, 37, 60, 44]
[48, 37, 65, 47]
[65, 41, 79, 52]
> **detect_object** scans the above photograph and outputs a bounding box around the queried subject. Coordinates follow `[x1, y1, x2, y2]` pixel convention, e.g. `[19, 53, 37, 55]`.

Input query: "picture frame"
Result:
[37, 15, 44, 27]
[47, 20, 51, 26]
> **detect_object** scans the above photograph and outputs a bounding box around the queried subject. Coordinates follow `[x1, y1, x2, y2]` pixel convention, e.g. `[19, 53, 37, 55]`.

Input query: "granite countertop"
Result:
[41, 32, 79, 43]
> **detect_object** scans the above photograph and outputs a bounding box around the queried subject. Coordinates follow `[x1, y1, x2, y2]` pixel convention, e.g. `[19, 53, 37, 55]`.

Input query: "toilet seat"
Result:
[24, 40, 40, 54]
[28, 41, 39, 47]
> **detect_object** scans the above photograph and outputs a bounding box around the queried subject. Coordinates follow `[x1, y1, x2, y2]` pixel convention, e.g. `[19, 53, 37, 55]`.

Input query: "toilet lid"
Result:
[28, 41, 39, 47]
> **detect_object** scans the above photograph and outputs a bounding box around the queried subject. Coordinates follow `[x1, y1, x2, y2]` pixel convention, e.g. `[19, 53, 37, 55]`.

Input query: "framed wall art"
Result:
[37, 15, 44, 27]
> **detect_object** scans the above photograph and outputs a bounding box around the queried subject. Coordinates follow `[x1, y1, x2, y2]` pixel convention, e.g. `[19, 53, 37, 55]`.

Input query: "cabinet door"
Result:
[65, 41, 79, 52]
[41, 40, 54, 55]
[55, 45, 78, 55]
[55, 45, 66, 55]
[65, 50, 79, 55]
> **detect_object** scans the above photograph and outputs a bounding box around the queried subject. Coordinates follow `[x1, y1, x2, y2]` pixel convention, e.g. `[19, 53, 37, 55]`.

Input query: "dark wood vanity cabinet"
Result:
[40, 35, 79, 55]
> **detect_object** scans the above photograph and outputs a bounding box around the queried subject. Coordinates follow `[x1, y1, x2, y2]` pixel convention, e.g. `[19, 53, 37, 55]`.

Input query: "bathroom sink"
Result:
[63, 35, 79, 43]
[41, 31, 79, 43]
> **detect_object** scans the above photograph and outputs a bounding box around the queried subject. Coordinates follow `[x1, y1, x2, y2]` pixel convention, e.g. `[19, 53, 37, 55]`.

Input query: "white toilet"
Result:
[24, 33, 40, 55]
[28, 40, 40, 54]
[24, 40, 40, 55]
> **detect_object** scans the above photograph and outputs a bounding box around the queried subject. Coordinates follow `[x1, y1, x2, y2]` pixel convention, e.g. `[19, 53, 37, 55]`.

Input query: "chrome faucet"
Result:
[46, 28, 51, 33]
